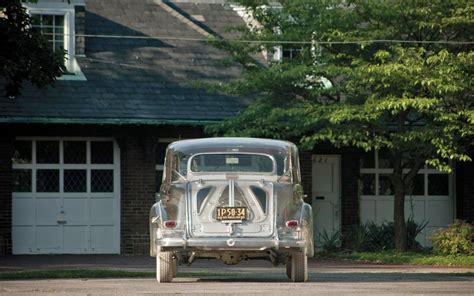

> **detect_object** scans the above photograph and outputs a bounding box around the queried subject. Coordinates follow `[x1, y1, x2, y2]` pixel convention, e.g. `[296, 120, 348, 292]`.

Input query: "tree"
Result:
[206, 0, 474, 250]
[0, 0, 65, 98]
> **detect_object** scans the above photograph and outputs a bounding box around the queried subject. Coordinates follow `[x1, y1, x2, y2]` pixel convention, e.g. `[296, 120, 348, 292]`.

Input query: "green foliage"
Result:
[320, 230, 341, 253]
[205, 0, 473, 251]
[348, 218, 427, 252]
[0, 0, 66, 98]
[429, 220, 474, 255]
[349, 223, 369, 252]
[205, 0, 473, 170]
[324, 251, 474, 267]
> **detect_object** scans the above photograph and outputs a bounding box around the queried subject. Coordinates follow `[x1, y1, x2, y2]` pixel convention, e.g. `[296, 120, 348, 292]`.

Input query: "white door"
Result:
[311, 155, 341, 248]
[12, 138, 120, 254]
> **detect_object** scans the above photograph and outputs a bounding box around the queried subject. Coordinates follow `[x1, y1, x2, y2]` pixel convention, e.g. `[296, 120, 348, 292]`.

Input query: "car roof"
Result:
[168, 137, 296, 155]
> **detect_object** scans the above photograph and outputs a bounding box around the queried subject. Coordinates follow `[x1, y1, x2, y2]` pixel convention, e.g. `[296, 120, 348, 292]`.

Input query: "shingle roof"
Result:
[0, 0, 251, 125]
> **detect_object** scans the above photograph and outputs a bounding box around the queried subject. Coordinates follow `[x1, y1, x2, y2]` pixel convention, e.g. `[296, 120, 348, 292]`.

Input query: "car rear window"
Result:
[190, 154, 274, 173]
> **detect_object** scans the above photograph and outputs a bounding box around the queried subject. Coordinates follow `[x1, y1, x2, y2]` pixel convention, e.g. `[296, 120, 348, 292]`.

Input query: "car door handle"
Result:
[315, 196, 325, 200]
[57, 220, 67, 225]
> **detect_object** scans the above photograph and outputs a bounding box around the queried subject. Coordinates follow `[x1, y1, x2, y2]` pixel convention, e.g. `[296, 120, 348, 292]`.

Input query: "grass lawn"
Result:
[319, 251, 474, 267]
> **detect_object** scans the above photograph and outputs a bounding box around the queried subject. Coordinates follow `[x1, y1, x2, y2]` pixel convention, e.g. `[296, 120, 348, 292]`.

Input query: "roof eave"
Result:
[0, 117, 221, 126]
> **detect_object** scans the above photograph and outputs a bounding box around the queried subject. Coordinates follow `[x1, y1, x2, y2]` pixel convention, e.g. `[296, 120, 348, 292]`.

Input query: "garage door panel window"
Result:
[360, 151, 450, 197]
[360, 173, 375, 195]
[408, 174, 424, 196]
[91, 170, 114, 192]
[91, 141, 114, 164]
[64, 169, 87, 192]
[377, 149, 393, 169]
[64, 141, 87, 164]
[378, 174, 394, 195]
[36, 169, 59, 192]
[36, 141, 60, 164]
[428, 174, 449, 196]
[13, 141, 32, 164]
[12, 169, 32, 192]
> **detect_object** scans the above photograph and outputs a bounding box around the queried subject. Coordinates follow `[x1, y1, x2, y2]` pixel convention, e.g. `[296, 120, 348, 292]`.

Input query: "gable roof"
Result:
[0, 0, 251, 125]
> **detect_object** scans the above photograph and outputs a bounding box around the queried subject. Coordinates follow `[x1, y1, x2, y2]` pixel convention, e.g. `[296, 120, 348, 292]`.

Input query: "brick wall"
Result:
[340, 151, 360, 243]
[0, 137, 13, 255]
[299, 150, 312, 204]
[457, 155, 474, 223]
[119, 136, 158, 255]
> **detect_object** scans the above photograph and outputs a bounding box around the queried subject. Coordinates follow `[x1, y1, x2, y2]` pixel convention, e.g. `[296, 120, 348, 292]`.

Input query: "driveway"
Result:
[0, 256, 473, 295]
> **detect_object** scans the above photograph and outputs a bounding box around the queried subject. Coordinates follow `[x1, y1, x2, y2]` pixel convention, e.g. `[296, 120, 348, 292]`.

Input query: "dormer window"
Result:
[31, 14, 66, 54]
[23, 1, 84, 77]
[282, 44, 303, 60]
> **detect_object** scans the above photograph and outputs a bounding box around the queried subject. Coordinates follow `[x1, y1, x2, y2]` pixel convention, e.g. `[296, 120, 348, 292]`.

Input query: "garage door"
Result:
[12, 138, 120, 254]
[359, 151, 454, 246]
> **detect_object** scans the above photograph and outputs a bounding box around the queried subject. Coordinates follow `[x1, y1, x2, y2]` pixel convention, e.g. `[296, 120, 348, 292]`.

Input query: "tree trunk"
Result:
[393, 178, 407, 251]
[391, 151, 425, 252]
[392, 150, 407, 251]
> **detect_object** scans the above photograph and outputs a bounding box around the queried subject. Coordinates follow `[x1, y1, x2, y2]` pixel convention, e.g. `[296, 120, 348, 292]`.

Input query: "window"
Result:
[31, 14, 65, 53]
[24, 2, 83, 76]
[190, 154, 274, 173]
[359, 151, 450, 197]
[282, 45, 303, 60]
[12, 139, 116, 194]
[275, 43, 310, 62]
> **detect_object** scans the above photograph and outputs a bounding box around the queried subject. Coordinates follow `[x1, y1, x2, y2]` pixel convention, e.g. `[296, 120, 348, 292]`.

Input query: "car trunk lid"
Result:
[187, 179, 274, 238]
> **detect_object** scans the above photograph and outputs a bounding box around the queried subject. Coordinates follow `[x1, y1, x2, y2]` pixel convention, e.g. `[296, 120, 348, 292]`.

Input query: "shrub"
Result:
[366, 221, 395, 251]
[321, 230, 341, 252]
[349, 224, 369, 252]
[429, 220, 474, 255]
[347, 218, 427, 252]
[406, 218, 429, 250]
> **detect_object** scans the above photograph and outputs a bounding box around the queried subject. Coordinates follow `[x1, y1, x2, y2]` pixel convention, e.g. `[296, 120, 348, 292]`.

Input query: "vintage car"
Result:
[149, 138, 313, 282]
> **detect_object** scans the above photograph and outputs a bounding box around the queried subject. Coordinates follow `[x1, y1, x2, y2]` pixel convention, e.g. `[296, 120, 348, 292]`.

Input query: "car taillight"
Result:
[286, 220, 299, 228]
[163, 220, 177, 228]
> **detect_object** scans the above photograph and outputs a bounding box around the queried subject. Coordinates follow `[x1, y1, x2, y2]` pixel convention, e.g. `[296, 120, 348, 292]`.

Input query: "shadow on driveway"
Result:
[0, 255, 472, 284]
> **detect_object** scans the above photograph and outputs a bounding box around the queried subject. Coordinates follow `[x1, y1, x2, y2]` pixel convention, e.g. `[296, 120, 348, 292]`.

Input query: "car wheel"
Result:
[285, 258, 292, 279]
[290, 251, 308, 282]
[156, 250, 173, 283]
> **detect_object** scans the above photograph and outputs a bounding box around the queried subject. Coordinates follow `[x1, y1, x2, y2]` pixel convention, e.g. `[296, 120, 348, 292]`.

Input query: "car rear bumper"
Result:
[156, 237, 306, 251]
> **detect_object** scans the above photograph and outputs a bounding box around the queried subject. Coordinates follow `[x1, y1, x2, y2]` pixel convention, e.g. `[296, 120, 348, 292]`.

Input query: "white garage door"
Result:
[12, 138, 120, 254]
[359, 151, 454, 246]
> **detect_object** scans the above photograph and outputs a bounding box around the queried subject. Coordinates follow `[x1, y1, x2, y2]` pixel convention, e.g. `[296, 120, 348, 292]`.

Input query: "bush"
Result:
[349, 224, 368, 252]
[347, 218, 427, 252]
[407, 218, 429, 250]
[429, 220, 474, 255]
[321, 230, 341, 252]
[366, 221, 395, 251]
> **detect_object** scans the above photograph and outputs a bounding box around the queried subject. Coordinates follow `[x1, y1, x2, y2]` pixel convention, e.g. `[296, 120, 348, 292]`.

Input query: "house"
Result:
[0, 0, 472, 255]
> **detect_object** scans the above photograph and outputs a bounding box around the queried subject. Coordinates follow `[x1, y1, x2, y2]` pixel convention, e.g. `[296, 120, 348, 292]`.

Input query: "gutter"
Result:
[0, 117, 221, 126]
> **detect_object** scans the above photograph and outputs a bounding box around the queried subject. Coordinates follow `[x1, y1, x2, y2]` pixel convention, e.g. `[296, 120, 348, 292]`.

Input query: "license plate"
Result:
[216, 207, 247, 221]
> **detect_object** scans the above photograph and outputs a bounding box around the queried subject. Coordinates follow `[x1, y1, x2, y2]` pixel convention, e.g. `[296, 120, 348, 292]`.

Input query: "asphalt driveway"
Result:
[0, 256, 473, 295]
